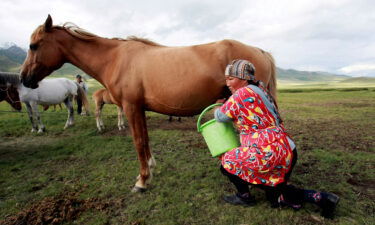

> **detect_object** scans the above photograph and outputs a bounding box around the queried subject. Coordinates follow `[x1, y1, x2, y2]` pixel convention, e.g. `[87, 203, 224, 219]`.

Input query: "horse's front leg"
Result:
[25, 102, 37, 132]
[30, 102, 45, 133]
[117, 106, 125, 130]
[63, 97, 74, 129]
[123, 103, 155, 192]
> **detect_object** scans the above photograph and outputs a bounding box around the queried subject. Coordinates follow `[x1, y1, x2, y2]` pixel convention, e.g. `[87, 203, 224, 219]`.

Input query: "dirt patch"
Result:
[0, 136, 60, 161]
[0, 136, 56, 149]
[347, 177, 375, 200]
[98, 116, 199, 137]
[177, 133, 207, 149]
[284, 118, 374, 153]
[1, 192, 110, 225]
[293, 159, 319, 175]
[99, 128, 128, 137]
[147, 116, 198, 131]
[97, 113, 374, 154]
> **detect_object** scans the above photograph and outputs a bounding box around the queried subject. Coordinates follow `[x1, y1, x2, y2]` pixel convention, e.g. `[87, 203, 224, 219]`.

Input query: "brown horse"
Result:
[0, 72, 22, 111]
[43, 103, 63, 111]
[93, 88, 125, 132]
[21, 15, 277, 192]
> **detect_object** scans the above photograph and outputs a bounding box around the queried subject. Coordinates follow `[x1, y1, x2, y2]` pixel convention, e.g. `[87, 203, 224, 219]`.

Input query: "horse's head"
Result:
[21, 15, 65, 89]
[0, 83, 22, 111]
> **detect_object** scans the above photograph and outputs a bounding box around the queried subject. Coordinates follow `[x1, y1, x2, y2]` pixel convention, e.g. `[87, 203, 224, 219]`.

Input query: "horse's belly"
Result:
[144, 87, 222, 116]
[39, 93, 69, 104]
[143, 73, 225, 116]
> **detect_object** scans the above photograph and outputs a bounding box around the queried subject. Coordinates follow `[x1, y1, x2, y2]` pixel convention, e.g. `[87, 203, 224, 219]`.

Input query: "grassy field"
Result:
[0, 83, 374, 225]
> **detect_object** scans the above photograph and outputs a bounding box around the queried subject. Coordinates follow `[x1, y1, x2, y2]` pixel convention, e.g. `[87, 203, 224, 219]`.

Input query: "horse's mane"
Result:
[122, 36, 163, 47]
[44, 23, 163, 46]
[61, 23, 99, 41]
[0, 72, 20, 86]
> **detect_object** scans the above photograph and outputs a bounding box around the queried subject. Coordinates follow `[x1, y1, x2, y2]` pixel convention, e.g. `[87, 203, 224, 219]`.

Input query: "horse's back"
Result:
[44, 78, 77, 93]
[117, 39, 274, 115]
[20, 78, 77, 104]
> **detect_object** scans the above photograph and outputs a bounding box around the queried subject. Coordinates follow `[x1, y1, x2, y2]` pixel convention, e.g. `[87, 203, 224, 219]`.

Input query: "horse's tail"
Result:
[263, 51, 277, 102]
[75, 84, 90, 115]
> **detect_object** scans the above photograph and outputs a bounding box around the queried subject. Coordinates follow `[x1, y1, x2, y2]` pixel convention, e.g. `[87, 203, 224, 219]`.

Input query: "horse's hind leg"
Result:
[95, 102, 105, 131]
[63, 97, 74, 129]
[117, 106, 125, 130]
[99, 103, 105, 130]
[25, 102, 37, 132]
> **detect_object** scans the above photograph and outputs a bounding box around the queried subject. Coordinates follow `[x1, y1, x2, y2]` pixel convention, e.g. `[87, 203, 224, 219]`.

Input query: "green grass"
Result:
[278, 79, 375, 89]
[0, 85, 374, 225]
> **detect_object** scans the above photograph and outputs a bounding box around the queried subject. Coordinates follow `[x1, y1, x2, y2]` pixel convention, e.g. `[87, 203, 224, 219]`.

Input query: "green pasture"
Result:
[0, 82, 374, 225]
[278, 77, 375, 89]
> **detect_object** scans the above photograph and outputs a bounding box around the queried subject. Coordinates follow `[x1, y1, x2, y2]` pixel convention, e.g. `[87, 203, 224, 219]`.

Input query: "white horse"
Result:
[18, 78, 90, 133]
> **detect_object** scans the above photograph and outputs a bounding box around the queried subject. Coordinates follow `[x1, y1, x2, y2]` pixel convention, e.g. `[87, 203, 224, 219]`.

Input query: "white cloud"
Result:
[339, 63, 375, 77]
[295, 65, 329, 72]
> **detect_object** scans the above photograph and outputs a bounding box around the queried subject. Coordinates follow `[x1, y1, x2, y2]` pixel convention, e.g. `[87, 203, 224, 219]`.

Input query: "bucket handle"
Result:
[197, 103, 223, 132]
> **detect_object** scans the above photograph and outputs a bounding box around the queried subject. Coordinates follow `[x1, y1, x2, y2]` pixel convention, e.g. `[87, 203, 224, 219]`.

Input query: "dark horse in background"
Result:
[21, 15, 277, 192]
[0, 72, 22, 111]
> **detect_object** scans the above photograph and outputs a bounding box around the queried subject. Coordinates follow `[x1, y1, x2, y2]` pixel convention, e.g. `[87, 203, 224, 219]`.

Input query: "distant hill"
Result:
[0, 44, 371, 85]
[0, 45, 26, 64]
[277, 68, 349, 82]
[0, 45, 26, 72]
[0, 55, 20, 72]
[338, 77, 375, 83]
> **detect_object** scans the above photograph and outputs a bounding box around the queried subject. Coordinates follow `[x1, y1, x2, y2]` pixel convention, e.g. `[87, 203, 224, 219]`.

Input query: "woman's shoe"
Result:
[223, 193, 256, 207]
[278, 194, 302, 210]
[320, 193, 340, 219]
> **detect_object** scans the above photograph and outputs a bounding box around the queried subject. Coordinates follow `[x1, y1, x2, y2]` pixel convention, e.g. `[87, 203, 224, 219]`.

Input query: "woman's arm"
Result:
[214, 108, 232, 122]
[214, 98, 232, 122]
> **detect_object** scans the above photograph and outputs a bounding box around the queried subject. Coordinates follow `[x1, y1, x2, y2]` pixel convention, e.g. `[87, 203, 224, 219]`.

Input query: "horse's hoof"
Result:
[31, 129, 36, 133]
[64, 124, 74, 130]
[131, 186, 147, 193]
[37, 129, 44, 133]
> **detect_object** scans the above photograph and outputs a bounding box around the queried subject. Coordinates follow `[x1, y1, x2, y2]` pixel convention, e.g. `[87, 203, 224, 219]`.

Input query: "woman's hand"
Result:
[213, 99, 226, 116]
[216, 98, 226, 104]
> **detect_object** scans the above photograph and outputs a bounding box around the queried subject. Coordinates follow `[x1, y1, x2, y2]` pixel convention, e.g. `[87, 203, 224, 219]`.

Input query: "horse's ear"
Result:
[44, 14, 53, 32]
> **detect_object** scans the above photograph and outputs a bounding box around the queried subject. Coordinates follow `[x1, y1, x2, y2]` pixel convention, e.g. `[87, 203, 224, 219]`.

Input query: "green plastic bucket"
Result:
[197, 103, 240, 157]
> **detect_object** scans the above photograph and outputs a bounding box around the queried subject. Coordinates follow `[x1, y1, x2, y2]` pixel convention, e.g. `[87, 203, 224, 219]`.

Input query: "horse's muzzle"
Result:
[21, 76, 39, 89]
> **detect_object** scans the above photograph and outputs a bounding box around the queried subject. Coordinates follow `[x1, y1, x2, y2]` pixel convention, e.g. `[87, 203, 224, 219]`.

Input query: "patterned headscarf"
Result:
[225, 59, 256, 81]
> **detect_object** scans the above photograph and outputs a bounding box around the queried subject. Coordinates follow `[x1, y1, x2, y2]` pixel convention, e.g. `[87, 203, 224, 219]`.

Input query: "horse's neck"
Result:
[60, 33, 119, 85]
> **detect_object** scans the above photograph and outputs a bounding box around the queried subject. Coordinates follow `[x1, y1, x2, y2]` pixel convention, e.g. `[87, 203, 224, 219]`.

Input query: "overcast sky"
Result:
[1, 0, 374, 77]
